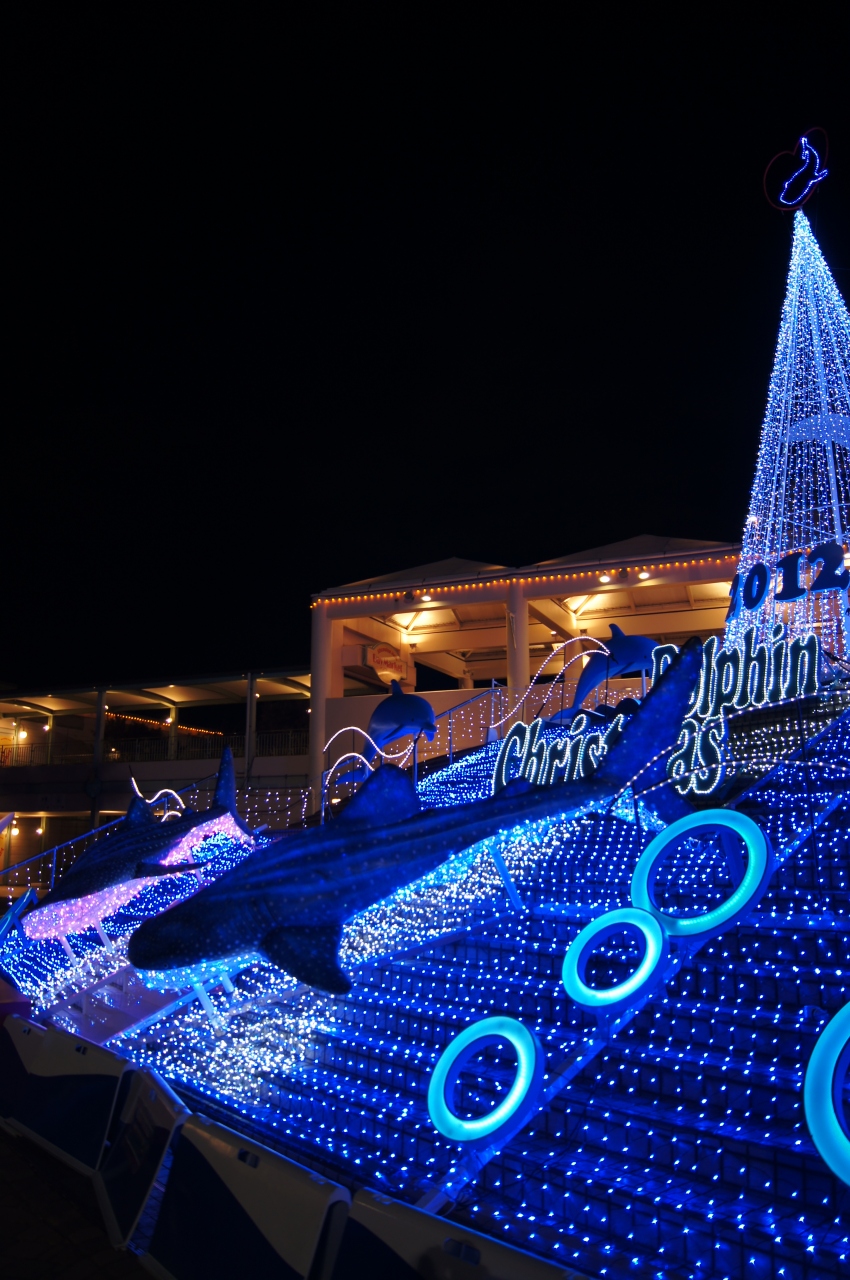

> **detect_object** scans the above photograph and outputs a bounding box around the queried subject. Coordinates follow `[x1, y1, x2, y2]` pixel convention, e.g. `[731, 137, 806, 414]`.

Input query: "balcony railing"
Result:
[0, 730, 309, 768]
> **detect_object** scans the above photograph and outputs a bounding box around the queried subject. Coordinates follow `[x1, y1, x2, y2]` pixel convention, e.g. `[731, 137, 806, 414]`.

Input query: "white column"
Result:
[244, 673, 257, 789]
[507, 580, 530, 720]
[309, 605, 332, 812]
[90, 689, 107, 829]
[168, 705, 179, 761]
[330, 621, 345, 698]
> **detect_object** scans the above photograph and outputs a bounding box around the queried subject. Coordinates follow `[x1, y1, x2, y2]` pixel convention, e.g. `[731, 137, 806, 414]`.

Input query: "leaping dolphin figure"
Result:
[25, 748, 254, 942]
[780, 136, 828, 207]
[548, 625, 658, 724]
[128, 640, 702, 993]
[362, 680, 437, 764]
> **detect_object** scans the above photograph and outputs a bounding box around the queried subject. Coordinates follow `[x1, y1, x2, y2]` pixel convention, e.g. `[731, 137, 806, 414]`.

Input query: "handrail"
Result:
[317, 638, 624, 821]
[0, 848, 61, 876]
[322, 726, 412, 759]
[323, 635, 610, 756]
[0, 770, 219, 894]
[432, 687, 495, 722]
[0, 729, 310, 769]
[488, 637, 610, 729]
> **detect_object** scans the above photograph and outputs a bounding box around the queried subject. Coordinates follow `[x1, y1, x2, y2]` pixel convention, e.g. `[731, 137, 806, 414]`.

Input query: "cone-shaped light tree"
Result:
[727, 211, 850, 659]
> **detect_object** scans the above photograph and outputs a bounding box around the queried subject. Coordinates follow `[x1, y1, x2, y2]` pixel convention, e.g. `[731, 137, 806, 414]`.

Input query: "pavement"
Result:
[0, 1124, 146, 1278]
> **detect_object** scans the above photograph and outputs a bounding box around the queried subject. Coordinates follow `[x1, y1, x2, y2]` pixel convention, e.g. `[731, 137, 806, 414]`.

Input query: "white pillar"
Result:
[90, 689, 107, 829]
[168, 705, 179, 761]
[244, 673, 257, 789]
[330, 621, 345, 698]
[507, 580, 529, 721]
[309, 605, 332, 813]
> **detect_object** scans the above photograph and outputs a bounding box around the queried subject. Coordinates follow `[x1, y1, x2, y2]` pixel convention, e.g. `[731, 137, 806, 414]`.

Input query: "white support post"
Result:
[507, 580, 529, 722]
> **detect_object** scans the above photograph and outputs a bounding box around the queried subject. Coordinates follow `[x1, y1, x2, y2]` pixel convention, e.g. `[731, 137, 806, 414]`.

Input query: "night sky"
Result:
[7, 15, 848, 690]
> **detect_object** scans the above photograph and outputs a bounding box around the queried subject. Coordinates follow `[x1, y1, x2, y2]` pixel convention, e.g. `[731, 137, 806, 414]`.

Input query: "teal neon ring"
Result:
[805, 1002, 850, 1187]
[427, 1016, 543, 1145]
[631, 808, 772, 939]
[562, 907, 668, 1012]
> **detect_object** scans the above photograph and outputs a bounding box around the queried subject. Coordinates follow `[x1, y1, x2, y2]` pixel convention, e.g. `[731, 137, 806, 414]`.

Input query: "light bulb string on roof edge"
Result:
[315, 556, 740, 605]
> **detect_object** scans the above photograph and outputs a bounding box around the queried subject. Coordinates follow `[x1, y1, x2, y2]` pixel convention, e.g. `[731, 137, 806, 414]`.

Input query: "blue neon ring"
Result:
[562, 907, 668, 1013]
[805, 1002, 850, 1187]
[631, 809, 772, 939]
[427, 1016, 543, 1145]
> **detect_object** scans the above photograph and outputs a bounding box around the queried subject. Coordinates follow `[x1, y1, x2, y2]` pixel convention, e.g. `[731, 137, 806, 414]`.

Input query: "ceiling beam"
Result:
[527, 599, 576, 641]
[575, 606, 728, 637]
[342, 616, 402, 647]
[409, 623, 553, 654]
[261, 677, 311, 697]
[2, 699, 79, 716]
[412, 651, 471, 680]
[131, 689, 181, 706]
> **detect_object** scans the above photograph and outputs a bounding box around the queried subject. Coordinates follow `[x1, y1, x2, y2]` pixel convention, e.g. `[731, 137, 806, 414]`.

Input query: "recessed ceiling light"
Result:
[421, 593, 432, 602]
[638, 570, 650, 580]
[599, 573, 611, 584]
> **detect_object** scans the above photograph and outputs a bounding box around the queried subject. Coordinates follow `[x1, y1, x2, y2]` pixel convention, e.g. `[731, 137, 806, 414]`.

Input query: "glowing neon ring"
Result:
[631, 809, 773, 941]
[804, 1002, 850, 1186]
[562, 907, 668, 1016]
[427, 1016, 543, 1148]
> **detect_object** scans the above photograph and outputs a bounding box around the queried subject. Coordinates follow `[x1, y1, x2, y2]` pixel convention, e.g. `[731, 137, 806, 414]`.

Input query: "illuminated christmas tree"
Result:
[727, 210, 850, 659]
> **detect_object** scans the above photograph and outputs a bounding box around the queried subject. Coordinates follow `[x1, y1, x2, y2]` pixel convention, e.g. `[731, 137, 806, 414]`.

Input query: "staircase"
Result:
[175, 708, 850, 1280]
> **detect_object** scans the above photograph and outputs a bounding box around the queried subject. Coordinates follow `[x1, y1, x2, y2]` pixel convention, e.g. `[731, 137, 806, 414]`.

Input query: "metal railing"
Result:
[0, 769, 314, 907]
[320, 672, 646, 817]
[0, 730, 309, 768]
[322, 676, 644, 781]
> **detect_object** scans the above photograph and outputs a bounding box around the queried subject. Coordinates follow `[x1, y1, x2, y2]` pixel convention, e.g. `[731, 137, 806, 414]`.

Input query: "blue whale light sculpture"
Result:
[25, 747, 254, 942]
[127, 640, 703, 994]
[362, 680, 437, 764]
[548, 624, 658, 723]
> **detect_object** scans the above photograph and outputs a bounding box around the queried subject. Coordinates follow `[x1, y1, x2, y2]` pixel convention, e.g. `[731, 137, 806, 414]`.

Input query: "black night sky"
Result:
[6, 15, 849, 691]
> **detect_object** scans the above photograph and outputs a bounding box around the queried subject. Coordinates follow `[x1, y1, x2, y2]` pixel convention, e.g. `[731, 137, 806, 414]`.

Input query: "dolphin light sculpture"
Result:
[128, 641, 703, 994]
[548, 624, 658, 723]
[25, 748, 254, 942]
[362, 680, 437, 764]
[779, 136, 828, 207]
